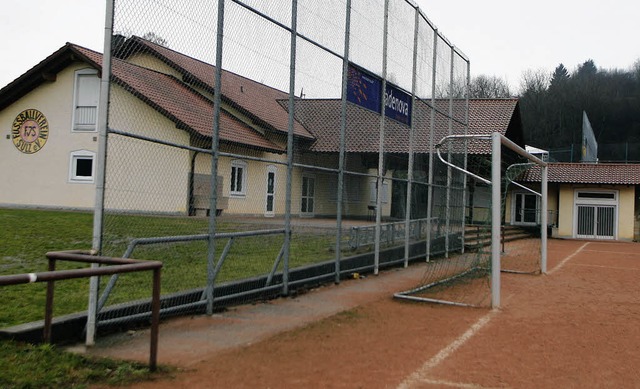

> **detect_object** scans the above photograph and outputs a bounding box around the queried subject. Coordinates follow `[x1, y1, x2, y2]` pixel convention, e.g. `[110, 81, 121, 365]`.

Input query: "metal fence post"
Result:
[87, 0, 115, 347]
[335, 0, 352, 284]
[426, 28, 438, 261]
[403, 6, 420, 268]
[374, 0, 390, 275]
[206, 0, 225, 315]
[283, 0, 299, 295]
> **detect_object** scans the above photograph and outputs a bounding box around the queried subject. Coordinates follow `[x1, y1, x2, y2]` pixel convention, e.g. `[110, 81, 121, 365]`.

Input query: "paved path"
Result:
[78, 261, 431, 366]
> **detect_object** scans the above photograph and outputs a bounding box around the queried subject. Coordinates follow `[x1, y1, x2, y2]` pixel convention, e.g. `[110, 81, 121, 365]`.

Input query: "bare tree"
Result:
[142, 32, 168, 47]
[468, 75, 512, 98]
[518, 68, 549, 95]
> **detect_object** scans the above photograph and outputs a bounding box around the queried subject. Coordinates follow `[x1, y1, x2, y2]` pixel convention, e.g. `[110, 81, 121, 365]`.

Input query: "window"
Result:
[512, 192, 539, 225]
[72, 69, 100, 131]
[369, 180, 389, 203]
[69, 150, 96, 183]
[230, 160, 247, 196]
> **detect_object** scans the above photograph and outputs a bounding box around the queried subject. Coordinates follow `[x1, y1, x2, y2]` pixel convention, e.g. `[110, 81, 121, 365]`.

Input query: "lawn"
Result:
[0, 340, 168, 389]
[0, 207, 342, 388]
[0, 208, 341, 327]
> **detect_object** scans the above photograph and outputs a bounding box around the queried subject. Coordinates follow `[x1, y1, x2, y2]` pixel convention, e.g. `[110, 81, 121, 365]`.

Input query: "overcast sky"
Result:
[1, 0, 638, 92]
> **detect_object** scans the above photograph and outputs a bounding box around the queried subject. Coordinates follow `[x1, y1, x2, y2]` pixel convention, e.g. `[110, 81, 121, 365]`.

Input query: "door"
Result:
[576, 205, 615, 239]
[301, 175, 315, 216]
[265, 166, 276, 216]
[574, 190, 617, 240]
[514, 192, 538, 224]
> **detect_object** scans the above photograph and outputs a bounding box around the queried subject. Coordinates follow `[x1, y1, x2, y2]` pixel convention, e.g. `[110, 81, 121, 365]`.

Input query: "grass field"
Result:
[0, 340, 167, 389]
[0, 208, 341, 328]
[0, 207, 370, 388]
[0, 207, 339, 388]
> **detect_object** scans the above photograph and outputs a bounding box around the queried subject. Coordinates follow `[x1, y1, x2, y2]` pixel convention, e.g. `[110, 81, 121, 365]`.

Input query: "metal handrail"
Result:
[0, 250, 162, 371]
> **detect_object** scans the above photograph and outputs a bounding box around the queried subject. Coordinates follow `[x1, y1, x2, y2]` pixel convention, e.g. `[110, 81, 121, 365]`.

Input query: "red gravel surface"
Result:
[89, 239, 640, 388]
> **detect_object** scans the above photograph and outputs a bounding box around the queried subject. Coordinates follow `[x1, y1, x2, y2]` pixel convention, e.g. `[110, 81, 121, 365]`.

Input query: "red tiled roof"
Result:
[520, 163, 640, 185]
[72, 45, 283, 153]
[124, 37, 314, 140]
[285, 98, 521, 153]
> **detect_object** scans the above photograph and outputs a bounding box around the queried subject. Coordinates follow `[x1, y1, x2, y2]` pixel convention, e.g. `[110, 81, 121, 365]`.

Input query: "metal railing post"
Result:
[149, 267, 161, 372]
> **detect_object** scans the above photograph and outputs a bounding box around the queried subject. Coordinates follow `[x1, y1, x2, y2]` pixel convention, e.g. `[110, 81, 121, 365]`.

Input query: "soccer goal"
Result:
[394, 132, 547, 308]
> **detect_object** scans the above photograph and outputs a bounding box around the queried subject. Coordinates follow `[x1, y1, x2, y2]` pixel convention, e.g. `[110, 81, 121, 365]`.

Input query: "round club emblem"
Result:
[11, 109, 49, 154]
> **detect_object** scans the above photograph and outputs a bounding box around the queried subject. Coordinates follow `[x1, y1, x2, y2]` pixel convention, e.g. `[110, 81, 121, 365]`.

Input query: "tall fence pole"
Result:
[403, 7, 420, 268]
[461, 57, 470, 252]
[335, 0, 352, 283]
[87, 0, 115, 347]
[426, 29, 438, 261]
[445, 45, 454, 258]
[206, 0, 225, 315]
[374, 0, 390, 275]
[283, 0, 299, 295]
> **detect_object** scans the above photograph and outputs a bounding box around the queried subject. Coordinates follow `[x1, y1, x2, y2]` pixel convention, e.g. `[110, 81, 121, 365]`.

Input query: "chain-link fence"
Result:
[90, 0, 470, 340]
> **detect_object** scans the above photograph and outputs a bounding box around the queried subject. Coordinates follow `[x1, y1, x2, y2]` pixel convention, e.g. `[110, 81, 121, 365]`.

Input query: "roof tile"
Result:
[521, 163, 640, 185]
[73, 45, 283, 152]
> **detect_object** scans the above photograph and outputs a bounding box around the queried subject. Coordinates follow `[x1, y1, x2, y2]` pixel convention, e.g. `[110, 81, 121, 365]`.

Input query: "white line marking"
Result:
[571, 263, 640, 271]
[419, 378, 506, 388]
[397, 309, 499, 389]
[582, 249, 640, 256]
[548, 242, 590, 275]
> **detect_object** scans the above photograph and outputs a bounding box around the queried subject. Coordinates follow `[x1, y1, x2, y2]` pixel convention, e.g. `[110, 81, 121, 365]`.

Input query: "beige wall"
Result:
[0, 63, 98, 209]
[193, 150, 392, 218]
[619, 187, 635, 240]
[557, 185, 574, 238]
[0, 62, 194, 214]
[194, 149, 289, 216]
[105, 85, 192, 213]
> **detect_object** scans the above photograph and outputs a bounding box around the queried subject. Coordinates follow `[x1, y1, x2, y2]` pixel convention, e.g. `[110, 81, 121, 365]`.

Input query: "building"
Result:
[519, 163, 640, 241]
[1, 36, 525, 221]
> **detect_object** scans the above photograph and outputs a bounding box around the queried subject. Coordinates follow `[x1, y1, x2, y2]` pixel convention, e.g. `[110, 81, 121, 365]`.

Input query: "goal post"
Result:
[492, 133, 548, 307]
[394, 132, 547, 309]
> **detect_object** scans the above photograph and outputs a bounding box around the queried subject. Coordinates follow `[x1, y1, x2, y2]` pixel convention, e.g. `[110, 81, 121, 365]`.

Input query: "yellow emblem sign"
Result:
[11, 109, 49, 154]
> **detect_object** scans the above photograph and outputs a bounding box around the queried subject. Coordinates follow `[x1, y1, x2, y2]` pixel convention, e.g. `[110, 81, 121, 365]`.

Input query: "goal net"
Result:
[394, 133, 547, 308]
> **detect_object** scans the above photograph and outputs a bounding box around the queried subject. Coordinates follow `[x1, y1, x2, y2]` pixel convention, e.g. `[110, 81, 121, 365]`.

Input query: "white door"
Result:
[301, 175, 315, 216]
[265, 166, 276, 217]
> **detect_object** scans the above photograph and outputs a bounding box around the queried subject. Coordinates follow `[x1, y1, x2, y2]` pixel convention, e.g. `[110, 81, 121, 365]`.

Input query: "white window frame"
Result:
[265, 165, 277, 216]
[69, 150, 96, 183]
[71, 68, 100, 132]
[230, 160, 247, 197]
[511, 191, 540, 226]
[301, 174, 316, 216]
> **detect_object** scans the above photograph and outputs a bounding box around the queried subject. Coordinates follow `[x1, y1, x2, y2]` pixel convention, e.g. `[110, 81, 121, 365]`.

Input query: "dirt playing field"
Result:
[88, 239, 640, 388]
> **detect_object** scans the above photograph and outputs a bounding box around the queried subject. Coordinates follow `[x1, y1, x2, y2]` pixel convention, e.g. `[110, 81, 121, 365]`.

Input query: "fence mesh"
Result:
[93, 0, 472, 332]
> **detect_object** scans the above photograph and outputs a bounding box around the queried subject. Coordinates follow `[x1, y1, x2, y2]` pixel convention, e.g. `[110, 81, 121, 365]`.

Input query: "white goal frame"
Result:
[435, 132, 548, 308]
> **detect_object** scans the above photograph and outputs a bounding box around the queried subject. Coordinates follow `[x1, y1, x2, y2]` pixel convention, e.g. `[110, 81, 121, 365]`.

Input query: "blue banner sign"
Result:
[347, 65, 381, 114]
[347, 64, 412, 126]
[384, 83, 412, 125]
